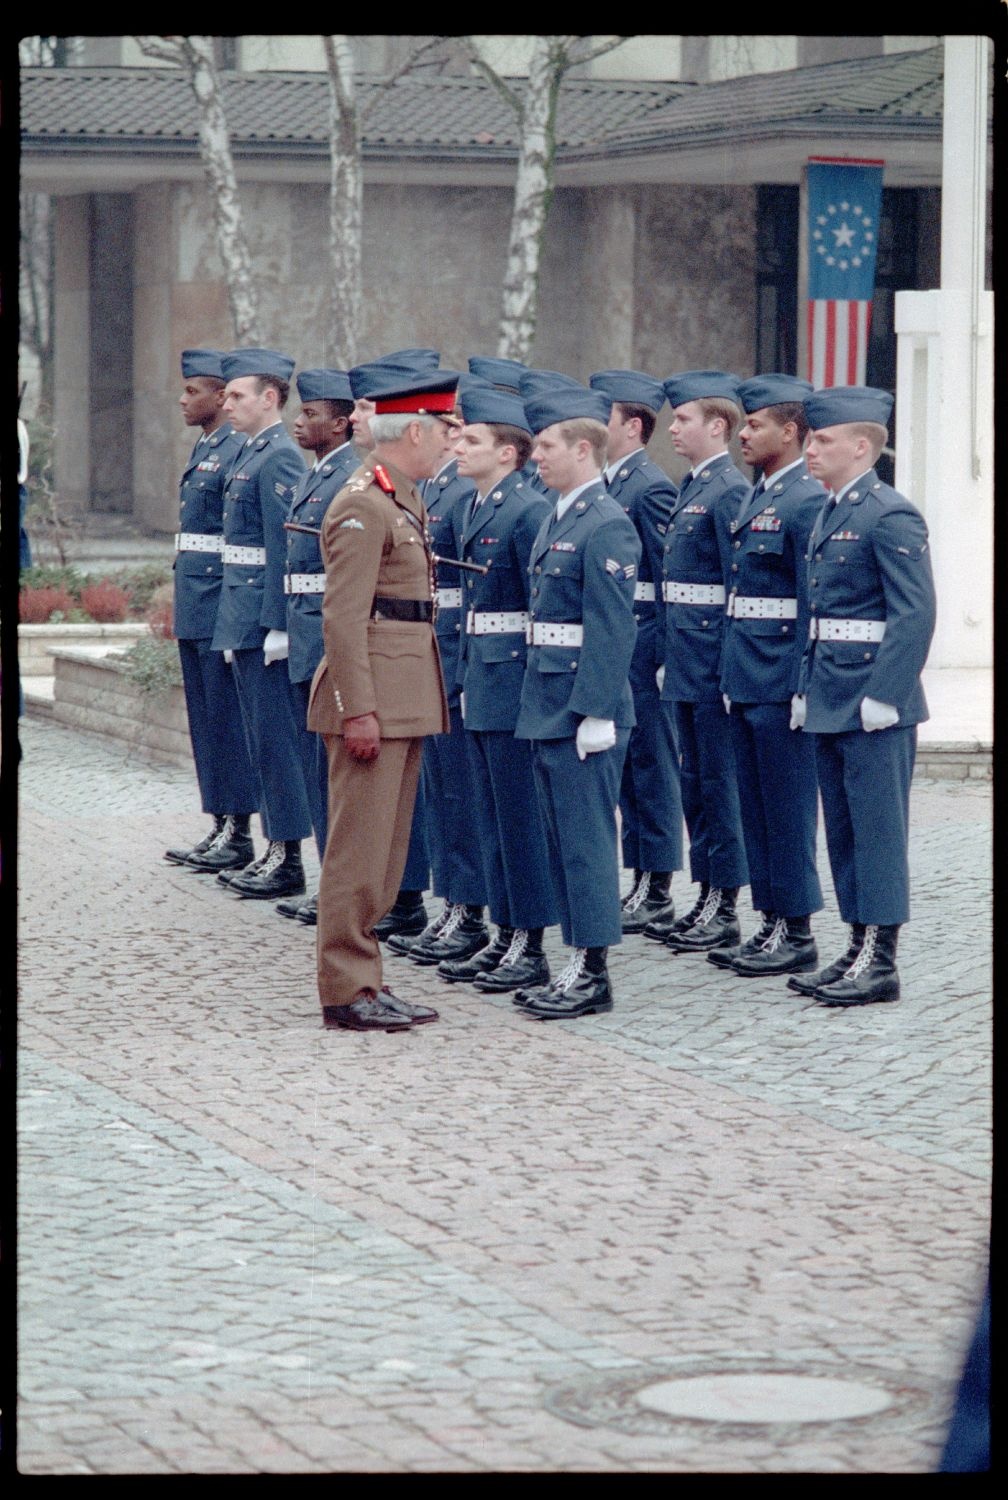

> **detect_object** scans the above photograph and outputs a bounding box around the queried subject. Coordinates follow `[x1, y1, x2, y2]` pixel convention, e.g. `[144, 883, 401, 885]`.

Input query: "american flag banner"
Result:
[807, 157, 884, 388]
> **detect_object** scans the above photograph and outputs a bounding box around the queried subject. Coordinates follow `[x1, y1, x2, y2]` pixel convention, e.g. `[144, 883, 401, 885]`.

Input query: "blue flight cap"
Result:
[735, 374, 815, 413]
[349, 352, 442, 400]
[460, 385, 532, 433]
[589, 369, 666, 413]
[181, 348, 226, 380]
[455, 372, 497, 398]
[221, 348, 296, 383]
[518, 369, 584, 402]
[803, 385, 894, 429]
[295, 368, 354, 404]
[468, 355, 527, 393]
[662, 370, 742, 409]
[524, 386, 613, 435]
[380, 347, 440, 370]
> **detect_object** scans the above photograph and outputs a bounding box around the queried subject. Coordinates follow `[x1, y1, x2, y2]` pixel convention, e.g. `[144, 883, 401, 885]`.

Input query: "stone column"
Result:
[53, 196, 91, 518]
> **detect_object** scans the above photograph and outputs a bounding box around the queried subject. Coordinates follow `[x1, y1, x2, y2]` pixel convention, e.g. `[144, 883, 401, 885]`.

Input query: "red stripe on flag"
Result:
[824, 302, 837, 387]
[848, 302, 859, 384]
[807, 301, 815, 383]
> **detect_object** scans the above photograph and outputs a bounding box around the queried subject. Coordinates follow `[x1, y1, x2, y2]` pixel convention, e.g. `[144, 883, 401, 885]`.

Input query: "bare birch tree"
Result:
[134, 35, 262, 341]
[462, 36, 631, 361]
[321, 35, 454, 365]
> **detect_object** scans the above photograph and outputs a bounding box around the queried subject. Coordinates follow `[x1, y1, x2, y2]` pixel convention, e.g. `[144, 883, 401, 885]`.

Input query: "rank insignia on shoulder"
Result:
[831, 530, 860, 541]
[605, 558, 622, 575]
[339, 517, 365, 530]
[275, 482, 288, 497]
[623, 563, 636, 579]
[683, 504, 708, 515]
[373, 464, 396, 497]
[551, 541, 576, 552]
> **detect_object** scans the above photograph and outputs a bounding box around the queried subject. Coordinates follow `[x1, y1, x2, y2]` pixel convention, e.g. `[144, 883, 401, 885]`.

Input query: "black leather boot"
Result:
[230, 840, 305, 899]
[814, 924, 901, 1006]
[474, 928, 550, 993]
[645, 883, 707, 942]
[295, 892, 319, 926]
[708, 912, 776, 970]
[438, 927, 514, 982]
[275, 891, 315, 921]
[165, 815, 225, 865]
[373, 890, 428, 940]
[523, 946, 613, 1019]
[386, 901, 452, 956]
[731, 915, 819, 976]
[788, 925, 866, 995]
[408, 905, 488, 966]
[621, 872, 674, 935]
[665, 887, 740, 952]
[186, 815, 255, 873]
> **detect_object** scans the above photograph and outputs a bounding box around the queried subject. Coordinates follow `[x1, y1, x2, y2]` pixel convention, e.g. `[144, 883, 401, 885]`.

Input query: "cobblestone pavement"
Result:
[16, 718, 991, 1473]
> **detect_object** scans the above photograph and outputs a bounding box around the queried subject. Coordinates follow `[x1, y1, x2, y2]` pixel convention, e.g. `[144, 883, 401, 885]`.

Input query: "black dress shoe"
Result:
[230, 841, 305, 899]
[295, 893, 318, 926]
[473, 930, 550, 993]
[708, 914, 776, 970]
[731, 918, 818, 976]
[621, 872, 675, 935]
[165, 816, 224, 865]
[788, 926, 866, 995]
[665, 887, 740, 952]
[438, 928, 513, 983]
[376, 986, 439, 1024]
[187, 815, 255, 873]
[373, 892, 428, 940]
[408, 906, 488, 966]
[643, 885, 707, 942]
[322, 993, 413, 1032]
[815, 924, 901, 1006]
[386, 903, 452, 956]
[523, 948, 613, 1019]
[275, 892, 308, 919]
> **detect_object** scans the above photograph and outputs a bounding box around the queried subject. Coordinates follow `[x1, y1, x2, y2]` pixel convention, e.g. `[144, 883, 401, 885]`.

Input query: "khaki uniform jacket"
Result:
[307, 459, 449, 739]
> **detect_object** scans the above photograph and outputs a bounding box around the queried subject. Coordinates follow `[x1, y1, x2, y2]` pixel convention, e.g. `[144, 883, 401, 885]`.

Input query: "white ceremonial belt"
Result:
[222, 544, 267, 566]
[633, 582, 656, 602]
[467, 610, 529, 636]
[436, 587, 463, 609]
[527, 622, 584, 647]
[284, 573, 325, 595]
[663, 581, 726, 605]
[728, 594, 798, 619]
[810, 616, 886, 642]
[175, 531, 224, 554]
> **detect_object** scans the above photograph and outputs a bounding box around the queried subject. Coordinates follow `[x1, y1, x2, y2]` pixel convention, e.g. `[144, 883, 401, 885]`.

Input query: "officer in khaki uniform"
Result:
[308, 372, 458, 1032]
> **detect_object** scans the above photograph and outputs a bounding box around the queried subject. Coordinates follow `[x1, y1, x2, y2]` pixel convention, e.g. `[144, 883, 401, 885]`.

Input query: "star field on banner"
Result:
[807, 157, 884, 388]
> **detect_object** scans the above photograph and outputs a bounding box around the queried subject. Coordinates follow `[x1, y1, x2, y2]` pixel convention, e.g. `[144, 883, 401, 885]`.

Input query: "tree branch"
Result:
[359, 35, 458, 123]
[133, 35, 186, 65]
[566, 35, 634, 67]
[457, 38, 523, 114]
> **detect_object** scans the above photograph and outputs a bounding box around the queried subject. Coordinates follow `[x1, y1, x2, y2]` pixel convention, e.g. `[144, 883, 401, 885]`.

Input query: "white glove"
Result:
[789, 693, 807, 730]
[722, 693, 732, 714]
[223, 649, 234, 665]
[576, 716, 617, 761]
[861, 696, 899, 732]
[656, 665, 666, 692]
[263, 629, 289, 666]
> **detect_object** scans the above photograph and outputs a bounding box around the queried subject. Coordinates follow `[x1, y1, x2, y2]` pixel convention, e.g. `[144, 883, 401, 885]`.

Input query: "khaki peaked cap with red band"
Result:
[361, 370, 462, 426]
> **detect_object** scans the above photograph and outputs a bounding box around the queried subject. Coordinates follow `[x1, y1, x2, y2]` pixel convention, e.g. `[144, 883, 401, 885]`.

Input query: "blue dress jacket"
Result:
[285, 442, 360, 684]
[172, 423, 245, 641]
[422, 459, 477, 709]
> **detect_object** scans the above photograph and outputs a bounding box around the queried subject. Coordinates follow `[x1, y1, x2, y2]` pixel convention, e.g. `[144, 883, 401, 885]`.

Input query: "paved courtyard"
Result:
[16, 716, 991, 1472]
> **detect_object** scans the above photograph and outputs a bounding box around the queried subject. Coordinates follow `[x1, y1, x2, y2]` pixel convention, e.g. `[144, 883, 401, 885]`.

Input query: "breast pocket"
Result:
[742, 530, 785, 558]
[536, 646, 580, 676]
[481, 636, 527, 665]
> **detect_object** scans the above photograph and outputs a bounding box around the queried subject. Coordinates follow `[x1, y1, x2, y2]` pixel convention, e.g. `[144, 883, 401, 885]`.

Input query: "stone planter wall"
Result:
[19, 622, 151, 677]
[48, 648, 191, 767]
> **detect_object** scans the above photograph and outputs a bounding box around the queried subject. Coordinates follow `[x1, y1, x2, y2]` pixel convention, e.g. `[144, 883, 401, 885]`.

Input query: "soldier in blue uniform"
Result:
[710, 374, 827, 977]
[436, 381, 558, 993]
[468, 355, 552, 500]
[403, 382, 492, 969]
[657, 371, 750, 953]
[793, 385, 936, 1007]
[273, 367, 360, 925]
[512, 385, 641, 1019]
[165, 349, 259, 871]
[589, 369, 683, 935]
[198, 348, 312, 898]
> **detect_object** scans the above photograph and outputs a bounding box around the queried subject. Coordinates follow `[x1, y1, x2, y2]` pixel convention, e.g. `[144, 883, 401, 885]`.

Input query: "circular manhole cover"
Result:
[637, 1373, 894, 1424]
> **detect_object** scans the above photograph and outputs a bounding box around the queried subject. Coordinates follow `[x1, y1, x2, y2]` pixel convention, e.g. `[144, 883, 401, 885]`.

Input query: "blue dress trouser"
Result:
[421, 702, 486, 907]
[619, 689, 684, 873]
[400, 779, 430, 892]
[813, 725, 916, 926]
[230, 648, 313, 843]
[675, 700, 749, 889]
[530, 731, 630, 949]
[729, 701, 823, 918]
[291, 677, 329, 863]
[177, 638, 258, 816]
[465, 730, 559, 931]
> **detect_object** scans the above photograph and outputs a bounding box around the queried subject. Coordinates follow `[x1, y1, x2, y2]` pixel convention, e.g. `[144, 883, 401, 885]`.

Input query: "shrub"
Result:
[79, 578, 131, 623]
[19, 584, 76, 623]
[146, 589, 176, 641]
[120, 635, 183, 694]
[18, 565, 86, 599]
[106, 563, 173, 615]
